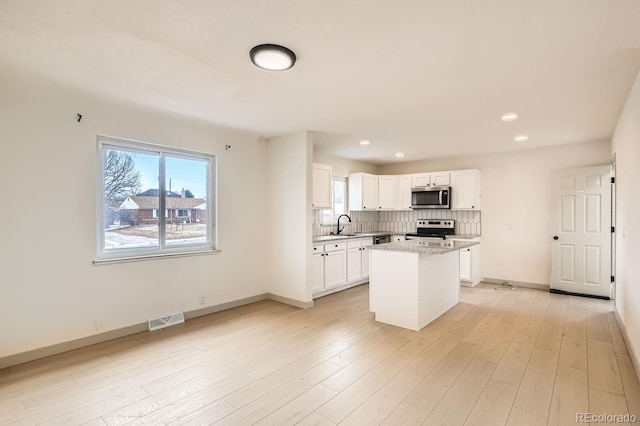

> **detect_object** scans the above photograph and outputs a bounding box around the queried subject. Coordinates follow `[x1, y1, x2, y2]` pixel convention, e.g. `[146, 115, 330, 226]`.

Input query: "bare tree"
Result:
[104, 150, 142, 225]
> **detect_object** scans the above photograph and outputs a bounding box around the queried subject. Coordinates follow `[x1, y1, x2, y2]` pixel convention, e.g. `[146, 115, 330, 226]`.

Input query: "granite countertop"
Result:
[446, 234, 482, 240]
[313, 231, 390, 243]
[370, 239, 479, 255]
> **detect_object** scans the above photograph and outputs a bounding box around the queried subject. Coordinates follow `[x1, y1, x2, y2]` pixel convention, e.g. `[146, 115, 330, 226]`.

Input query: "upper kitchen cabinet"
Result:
[431, 172, 450, 186]
[350, 172, 402, 210]
[378, 175, 396, 209]
[450, 169, 481, 210]
[411, 172, 450, 188]
[349, 173, 378, 210]
[396, 174, 413, 210]
[411, 173, 431, 188]
[312, 163, 332, 209]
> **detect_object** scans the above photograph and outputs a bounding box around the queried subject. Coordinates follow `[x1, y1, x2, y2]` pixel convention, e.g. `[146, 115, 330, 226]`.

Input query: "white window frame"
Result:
[96, 136, 217, 263]
[177, 209, 189, 218]
[322, 176, 349, 224]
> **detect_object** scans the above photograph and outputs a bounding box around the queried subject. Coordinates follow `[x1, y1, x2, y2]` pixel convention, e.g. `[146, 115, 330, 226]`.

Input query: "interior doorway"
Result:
[550, 165, 612, 299]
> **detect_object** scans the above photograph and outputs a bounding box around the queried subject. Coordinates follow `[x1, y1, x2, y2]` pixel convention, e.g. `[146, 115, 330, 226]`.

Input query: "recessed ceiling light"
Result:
[250, 44, 296, 71]
[359, 140, 370, 145]
[514, 135, 529, 142]
[501, 112, 519, 122]
[395, 152, 405, 158]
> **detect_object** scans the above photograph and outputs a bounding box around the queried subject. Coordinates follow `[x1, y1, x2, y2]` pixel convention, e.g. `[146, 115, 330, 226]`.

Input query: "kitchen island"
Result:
[369, 239, 479, 331]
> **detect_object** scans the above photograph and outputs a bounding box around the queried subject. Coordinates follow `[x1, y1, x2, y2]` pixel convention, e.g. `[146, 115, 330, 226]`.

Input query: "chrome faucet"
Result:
[336, 214, 352, 235]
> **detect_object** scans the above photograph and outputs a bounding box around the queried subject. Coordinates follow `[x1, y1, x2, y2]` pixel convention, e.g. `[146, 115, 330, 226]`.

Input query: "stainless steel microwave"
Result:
[411, 186, 451, 209]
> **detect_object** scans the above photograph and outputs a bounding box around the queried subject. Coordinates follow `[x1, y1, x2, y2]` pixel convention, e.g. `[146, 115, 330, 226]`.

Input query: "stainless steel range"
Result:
[405, 219, 455, 240]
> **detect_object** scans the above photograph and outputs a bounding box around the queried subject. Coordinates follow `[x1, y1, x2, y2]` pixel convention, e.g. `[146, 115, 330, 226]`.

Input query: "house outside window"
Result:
[322, 177, 348, 223]
[97, 136, 216, 261]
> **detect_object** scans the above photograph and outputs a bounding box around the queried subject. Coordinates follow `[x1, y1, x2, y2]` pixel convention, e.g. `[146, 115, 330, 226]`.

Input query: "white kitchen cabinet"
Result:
[450, 169, 481, 210]
[392, 235, 406, 242]
[411, 172, 450, 188]
[347, 237, 374, 283]
[411, 173, 431, 188]
[312, 163, 332, 209]
[450, 238, 481, 287]
[361, 245, 370, 280]
[378, 175, 396, 210]
[324, 243, 347, 289]
[349, 173, 379, 210]
[351, 169, 480, 211]
[431, 172, 450, 186]
[311, 248, 324, 294]
[346, 240, 363, 283]
[396, 174, 412, 210]
[459, 248, 471, 281]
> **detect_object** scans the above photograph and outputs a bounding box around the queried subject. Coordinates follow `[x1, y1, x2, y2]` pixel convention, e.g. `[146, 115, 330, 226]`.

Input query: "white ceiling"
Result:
[2, 0, 640, 164]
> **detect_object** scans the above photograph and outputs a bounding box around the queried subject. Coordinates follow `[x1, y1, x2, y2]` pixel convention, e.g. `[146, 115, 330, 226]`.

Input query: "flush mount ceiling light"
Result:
[514, 134, 529, 142]
[501, 112, 519, 122]
[359, 140, 370, 145]
[250, 44, 296, 71]
[395, 152, 405, 158]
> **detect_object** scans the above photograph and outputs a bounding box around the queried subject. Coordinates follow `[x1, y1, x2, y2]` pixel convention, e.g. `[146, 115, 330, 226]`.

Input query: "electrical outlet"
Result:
[199, 295, 206, 305]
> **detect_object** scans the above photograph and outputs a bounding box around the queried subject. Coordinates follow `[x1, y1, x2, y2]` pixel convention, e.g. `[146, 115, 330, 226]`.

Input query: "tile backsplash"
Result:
[313, 210, 481, 237]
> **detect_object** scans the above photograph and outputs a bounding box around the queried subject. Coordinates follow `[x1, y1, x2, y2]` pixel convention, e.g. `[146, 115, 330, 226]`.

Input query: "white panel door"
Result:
[551, 165, 611, 298]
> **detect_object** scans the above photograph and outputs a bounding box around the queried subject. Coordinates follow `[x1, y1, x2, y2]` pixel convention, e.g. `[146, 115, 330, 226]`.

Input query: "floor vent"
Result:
[148, 312, 185, 331]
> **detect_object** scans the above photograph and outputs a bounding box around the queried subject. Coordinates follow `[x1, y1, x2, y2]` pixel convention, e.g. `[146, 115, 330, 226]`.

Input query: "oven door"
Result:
[410, 187, 450, 209]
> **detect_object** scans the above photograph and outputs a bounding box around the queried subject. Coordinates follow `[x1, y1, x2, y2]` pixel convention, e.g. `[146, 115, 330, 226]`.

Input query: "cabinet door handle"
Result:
[335, 244, 338, 247]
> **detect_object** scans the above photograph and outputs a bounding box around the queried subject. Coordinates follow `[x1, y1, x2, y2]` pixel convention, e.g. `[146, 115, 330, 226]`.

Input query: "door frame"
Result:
[611, 155, 617, 300]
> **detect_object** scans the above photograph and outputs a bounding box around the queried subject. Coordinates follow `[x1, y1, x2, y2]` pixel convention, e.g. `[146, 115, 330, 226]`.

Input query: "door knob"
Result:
[553, 236, 559, 240]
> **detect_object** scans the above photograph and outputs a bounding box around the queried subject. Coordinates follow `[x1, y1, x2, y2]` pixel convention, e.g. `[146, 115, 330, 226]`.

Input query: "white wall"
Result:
[379, 140, 611, 285]
[313, 151, 378, 177]
[611, 70, 640, 369]
[267, 132, 313, 304]
[0, 68, 270, 360]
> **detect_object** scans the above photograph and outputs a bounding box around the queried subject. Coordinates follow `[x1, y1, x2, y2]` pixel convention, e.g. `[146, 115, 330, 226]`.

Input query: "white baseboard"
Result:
[614, 308, 640, 384]
[0, 292, 286, 369]
[483, 277, 550, 291]
[313, 280, 369, 299]
[267, 293, 314, 309]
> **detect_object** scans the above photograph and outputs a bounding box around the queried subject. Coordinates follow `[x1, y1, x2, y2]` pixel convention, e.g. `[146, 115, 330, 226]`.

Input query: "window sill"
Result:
[93, 248, 221, 266]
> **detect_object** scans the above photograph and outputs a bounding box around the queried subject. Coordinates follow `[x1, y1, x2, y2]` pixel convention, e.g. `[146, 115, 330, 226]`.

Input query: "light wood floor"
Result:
[1, 284, 639, 425]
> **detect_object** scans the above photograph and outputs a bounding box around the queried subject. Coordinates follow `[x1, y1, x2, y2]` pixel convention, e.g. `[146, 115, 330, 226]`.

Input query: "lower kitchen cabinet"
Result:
[324, 242, 347, 289]
[311, 246, 324, 294]
[458, 241, 481, 287]
[346, 237, 373, 283]
[347, 244, 362, 283]
[313, 237, 373, 297]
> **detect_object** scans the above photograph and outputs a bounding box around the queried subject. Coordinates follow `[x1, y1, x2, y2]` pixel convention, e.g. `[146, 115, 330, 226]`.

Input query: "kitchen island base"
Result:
[369, 249, 460, 331]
